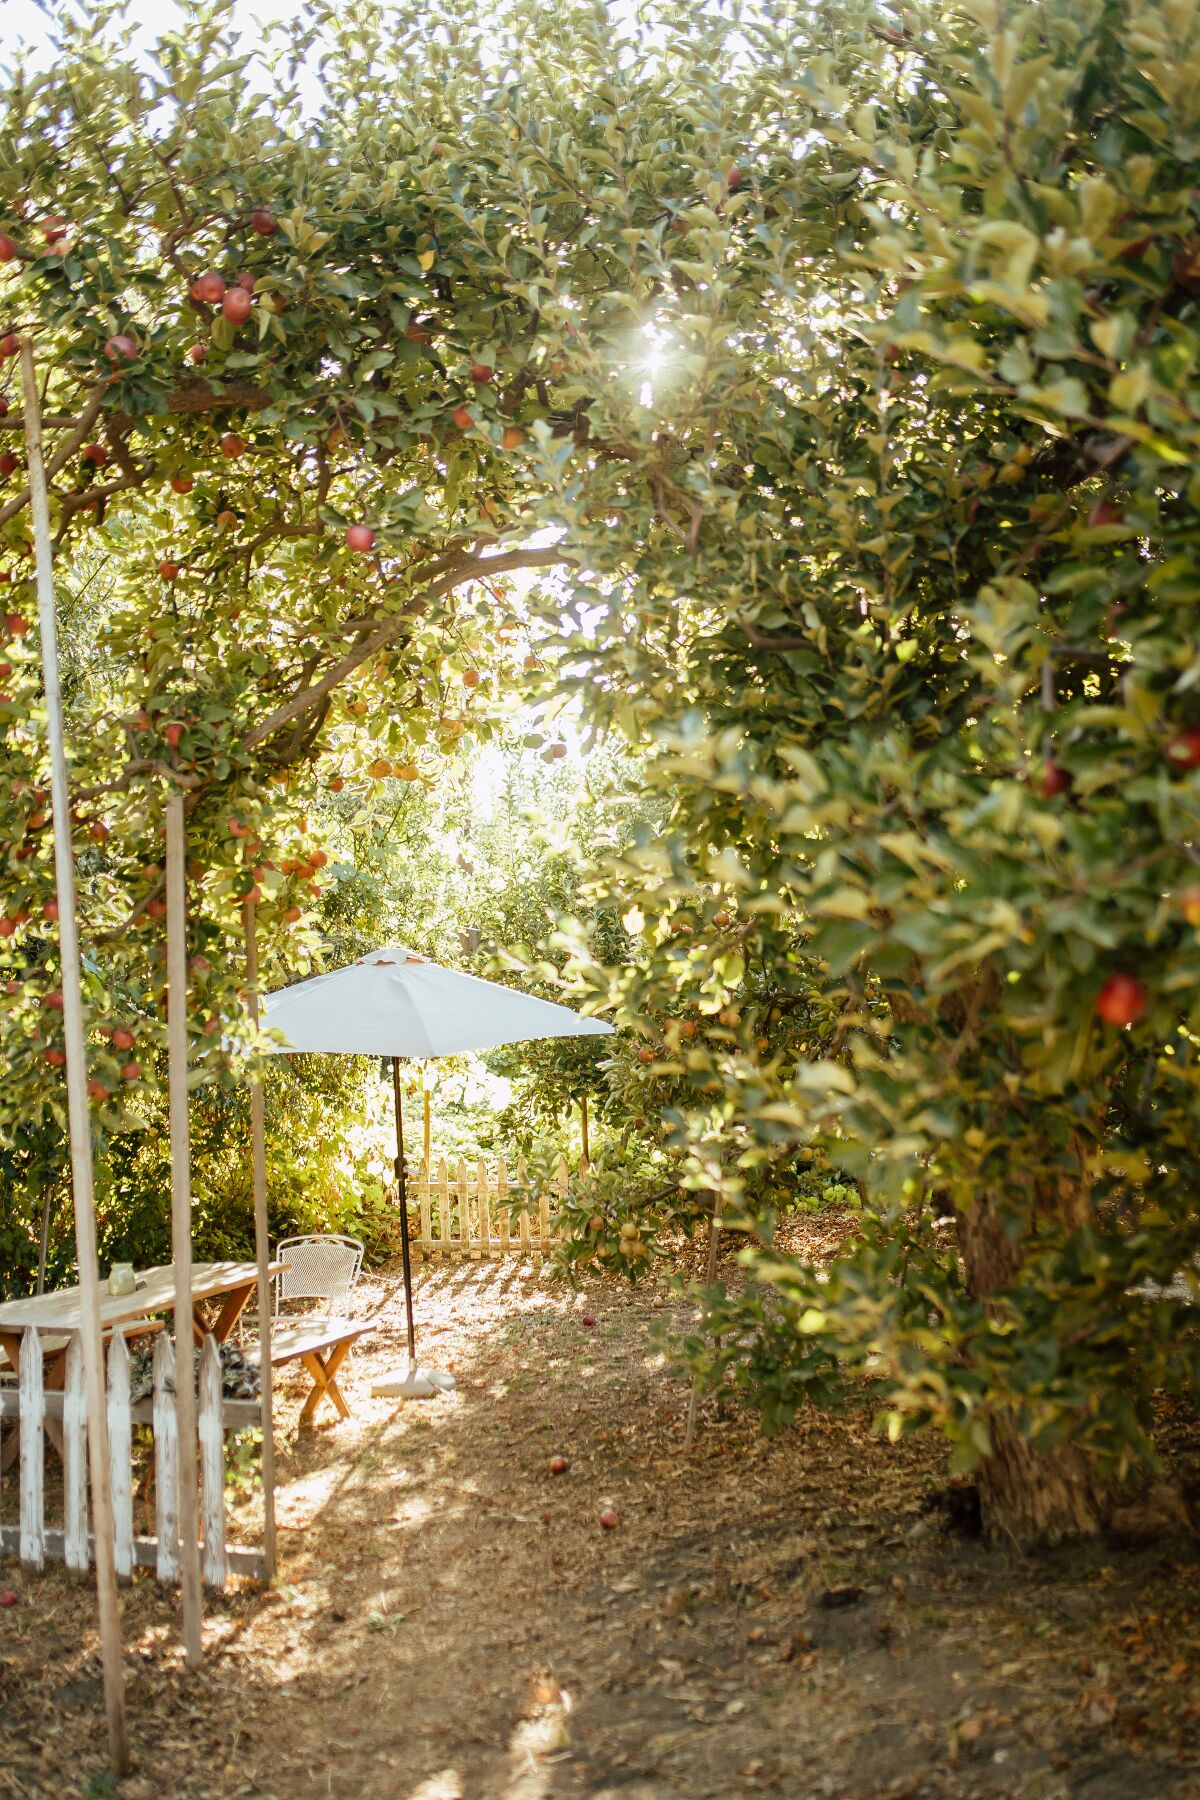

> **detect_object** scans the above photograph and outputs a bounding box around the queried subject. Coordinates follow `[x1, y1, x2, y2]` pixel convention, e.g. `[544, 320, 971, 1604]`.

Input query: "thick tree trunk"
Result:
[954, 1183, 1109, 1547]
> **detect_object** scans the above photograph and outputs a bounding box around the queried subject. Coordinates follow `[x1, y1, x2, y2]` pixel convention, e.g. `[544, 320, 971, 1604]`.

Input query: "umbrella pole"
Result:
[392, 1057, 416, 1361]
[371, 1059, 456, 1401]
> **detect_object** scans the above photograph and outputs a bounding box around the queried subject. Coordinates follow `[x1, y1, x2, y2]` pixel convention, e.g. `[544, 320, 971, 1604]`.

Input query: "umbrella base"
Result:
[372, 1362, 457, 1400]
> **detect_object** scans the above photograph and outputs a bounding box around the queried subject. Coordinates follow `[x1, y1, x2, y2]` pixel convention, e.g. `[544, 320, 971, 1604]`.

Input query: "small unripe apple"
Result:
[346, 524, 375, 553]
[191, 271, 226, 304]
[219, 433, 246, 458]
[1166, 728, 1200, 770]
[1095, 973, 1148, 1027]
[222, 285, 252, 325]
[170, 476, 194, 494]
[250, 208, 277, 236]
[549, 1454, 569, 1475]
[598, 1507, 620, 1530]
[452, 405, 474, 431]
[158, 559, 180, 581]
[0, 234, 17, 261]
[103, 334, 137, 362]
[469, 361, 494, 383]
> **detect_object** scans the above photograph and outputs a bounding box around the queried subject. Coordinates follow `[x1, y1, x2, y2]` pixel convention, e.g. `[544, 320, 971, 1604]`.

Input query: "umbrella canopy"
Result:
[259, 944, 613, 1390]
[261, 944, 613, 1057]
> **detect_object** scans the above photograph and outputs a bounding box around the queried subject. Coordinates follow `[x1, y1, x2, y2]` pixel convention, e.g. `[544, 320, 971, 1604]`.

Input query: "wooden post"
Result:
[477, 1155, 491, 1258]
[165, 792, 203, 1664]
[423, 1079, 432, 1169]
[20, 340, 128, 1772]
[242, 901, 277, 1579]
[580, 1095, 589, 1168]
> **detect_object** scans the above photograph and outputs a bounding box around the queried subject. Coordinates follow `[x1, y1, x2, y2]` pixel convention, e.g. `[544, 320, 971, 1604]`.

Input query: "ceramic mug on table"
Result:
[108, 1263, 136, 1296]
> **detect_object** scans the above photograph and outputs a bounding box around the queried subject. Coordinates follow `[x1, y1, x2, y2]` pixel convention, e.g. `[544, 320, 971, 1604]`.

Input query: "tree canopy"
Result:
[2, 0, 1199, 1544]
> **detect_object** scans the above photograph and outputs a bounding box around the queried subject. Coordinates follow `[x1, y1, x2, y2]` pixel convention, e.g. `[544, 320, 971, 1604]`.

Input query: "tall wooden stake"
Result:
[580, 1094, 590, 1168]
[242, 901, 277, 1578]
[165, 793, 203, 1664]
[683, 1194, 724, 1455]
[19, 339, 129, 1773]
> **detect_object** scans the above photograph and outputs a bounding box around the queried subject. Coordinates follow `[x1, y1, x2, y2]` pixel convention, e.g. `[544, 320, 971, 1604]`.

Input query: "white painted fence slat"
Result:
[19, 1328, 44, 1572]
[456, 1158, 470, 1259]
[63, 1335, 89, 1577]
[152, 1334, 181, 1585]
[198, 1336, 227, 1593]
[106, 1332, 133, 1585]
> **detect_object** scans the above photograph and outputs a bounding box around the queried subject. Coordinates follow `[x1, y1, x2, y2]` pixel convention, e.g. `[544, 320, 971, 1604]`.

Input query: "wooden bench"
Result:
[245, 1316, 372, 1427]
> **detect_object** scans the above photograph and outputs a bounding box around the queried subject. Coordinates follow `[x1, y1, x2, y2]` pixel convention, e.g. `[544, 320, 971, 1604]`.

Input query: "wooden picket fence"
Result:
[0, 1328, 266, 1589]
[415, 1155, 570, 1260]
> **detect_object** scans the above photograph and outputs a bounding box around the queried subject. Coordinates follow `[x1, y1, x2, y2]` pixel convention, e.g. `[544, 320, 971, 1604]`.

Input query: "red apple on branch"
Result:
[186, 344, 208, 365]
[1095, 973, 1148, 1027]
[220, 433, 247, 459]
[250, 208, 278, 237]
[170, 476, 194, 494]
[0, 334, 20, 360]
[111, 1027, 135, 1051]
[0, 452, 19, 478]
[0, 234, 17, 262]
[1040, 760, 1072, 799]
[103, 334, 137, 363]
[346, 524, 375, 553]
[191, 271, 226, 304]
[452, 405, 474, 431]
[469, 361, 494, 383]
[81, 443, 108, 466]
[157, 559, 180, 581]
[44, 1047, 66, 1066]
[222, 286, 252, 325]
[1166, 728, 1200, 770]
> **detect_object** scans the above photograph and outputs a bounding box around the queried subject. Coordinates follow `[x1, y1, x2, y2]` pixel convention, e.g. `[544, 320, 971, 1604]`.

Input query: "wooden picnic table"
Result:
[0, 1259, 282, 1389]
[0, 1260, 284, 1471]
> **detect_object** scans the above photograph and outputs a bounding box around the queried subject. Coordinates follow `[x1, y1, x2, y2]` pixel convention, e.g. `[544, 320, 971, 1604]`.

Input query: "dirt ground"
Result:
[2, 1223, 1199, 1800]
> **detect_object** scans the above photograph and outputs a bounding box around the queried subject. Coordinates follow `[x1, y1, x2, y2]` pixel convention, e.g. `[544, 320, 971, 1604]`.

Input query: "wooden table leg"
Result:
[297, 1341, 354, 1428]
[204, 1280, 256, 1345]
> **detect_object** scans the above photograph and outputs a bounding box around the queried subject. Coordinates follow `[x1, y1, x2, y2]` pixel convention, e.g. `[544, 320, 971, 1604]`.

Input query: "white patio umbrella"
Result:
[262, 945, 613, 1395]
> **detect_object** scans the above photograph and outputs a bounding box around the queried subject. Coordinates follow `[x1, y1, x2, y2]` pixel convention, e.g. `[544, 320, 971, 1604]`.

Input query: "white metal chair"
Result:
[254, 1234, 370, 1427]
[273, 1234, 364, 1317]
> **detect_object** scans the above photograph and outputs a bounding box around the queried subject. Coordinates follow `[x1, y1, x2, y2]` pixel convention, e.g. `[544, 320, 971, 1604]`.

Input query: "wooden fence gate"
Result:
[415, 1155, 570, 1260]
[0, 1328, 265, 1588]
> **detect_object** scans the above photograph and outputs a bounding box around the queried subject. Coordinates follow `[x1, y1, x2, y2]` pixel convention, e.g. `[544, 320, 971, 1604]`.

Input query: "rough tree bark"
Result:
[954, 1182, 1110, 1548]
